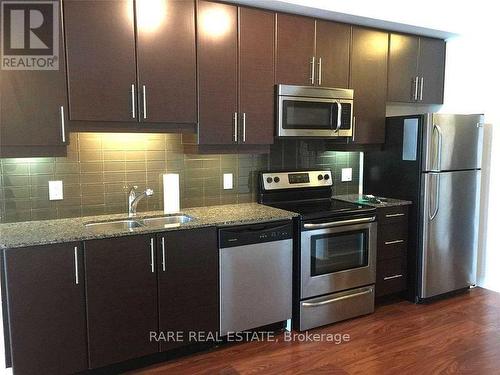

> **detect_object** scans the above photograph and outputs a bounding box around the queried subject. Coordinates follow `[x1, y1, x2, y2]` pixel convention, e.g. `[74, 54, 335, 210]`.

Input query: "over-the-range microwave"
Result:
[276, 84, 354, 138]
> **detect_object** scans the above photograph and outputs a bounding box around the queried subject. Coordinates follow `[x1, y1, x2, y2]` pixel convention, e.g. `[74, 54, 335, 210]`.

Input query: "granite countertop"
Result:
[0, 203, 298, 250]
[334, 194, 412, 208]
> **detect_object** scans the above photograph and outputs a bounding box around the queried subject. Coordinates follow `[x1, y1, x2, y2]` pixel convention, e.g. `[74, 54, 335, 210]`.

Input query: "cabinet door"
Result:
[418, 37, 446, 104]
[315, 21, 350, 88]
[64, 0, 138, 122]
[157, 228, 218, 351]
[350, 27, 388, 144]
[136, 0, 196, 123]
[387, 33, 419, 102]
[275, 14, 315, 85]
[0, 0, 67, 149]
[197, 1, 238, 144]
[84, 235, 158, 368]
[239, 7, 275, 145]
[4, 243, 87, 374]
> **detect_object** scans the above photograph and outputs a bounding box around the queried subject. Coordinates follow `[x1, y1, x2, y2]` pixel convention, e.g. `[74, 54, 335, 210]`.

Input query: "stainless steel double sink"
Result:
[84, 214, 193, 232]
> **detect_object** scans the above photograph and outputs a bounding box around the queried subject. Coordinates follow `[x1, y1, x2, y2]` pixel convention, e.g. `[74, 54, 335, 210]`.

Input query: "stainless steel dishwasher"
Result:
[219, 221, 293, 335]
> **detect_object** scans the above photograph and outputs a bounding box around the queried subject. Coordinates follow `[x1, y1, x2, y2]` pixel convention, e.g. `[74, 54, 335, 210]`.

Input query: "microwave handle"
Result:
[332, 101, 342, 132]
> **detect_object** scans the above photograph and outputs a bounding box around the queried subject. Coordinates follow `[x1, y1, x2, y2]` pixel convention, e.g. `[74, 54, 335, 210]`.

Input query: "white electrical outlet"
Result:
[48, 180, 63, 200]
[341, 168, 352, 182]
[223, 173, 233, 190]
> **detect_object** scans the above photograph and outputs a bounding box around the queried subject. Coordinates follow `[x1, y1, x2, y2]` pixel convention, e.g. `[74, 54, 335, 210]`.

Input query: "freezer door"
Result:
[420, 170, 480, 299]
[422, 114, 484, 172]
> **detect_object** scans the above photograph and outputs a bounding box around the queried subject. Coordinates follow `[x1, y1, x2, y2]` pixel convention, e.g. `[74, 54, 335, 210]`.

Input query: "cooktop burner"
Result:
[258, 170, 375, 221]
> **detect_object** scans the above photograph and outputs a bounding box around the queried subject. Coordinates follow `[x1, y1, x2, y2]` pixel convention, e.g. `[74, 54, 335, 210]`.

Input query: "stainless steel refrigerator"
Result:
[364, 113, 484, 302]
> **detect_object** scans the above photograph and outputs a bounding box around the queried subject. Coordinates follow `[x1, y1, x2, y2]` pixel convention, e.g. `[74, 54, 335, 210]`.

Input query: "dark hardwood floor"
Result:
[129, 288, 500, 374]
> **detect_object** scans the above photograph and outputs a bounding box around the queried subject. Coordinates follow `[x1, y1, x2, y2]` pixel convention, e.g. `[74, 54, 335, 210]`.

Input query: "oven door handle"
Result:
[303, 216, 376, 229]
[302, 287, 374, 307]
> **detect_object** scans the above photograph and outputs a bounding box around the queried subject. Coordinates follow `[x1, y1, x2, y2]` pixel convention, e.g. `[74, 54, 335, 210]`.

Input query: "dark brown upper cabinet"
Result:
[388, 33, 445, 104]
[197, 1, 275, 145]
[157, 228, 219, 351]
[64, 0, 196, 125]
[418, 37, 446, 104]
[136, 0, 197, 123]
[0, 0, 68, 157]
[84, 235, 159, 369]
[276, 15, 350, 88]
[350, 27, 389, 144]
[4, 243, 87, 375]
[314, 20, 351, 88]
[275, 14, 315, 86]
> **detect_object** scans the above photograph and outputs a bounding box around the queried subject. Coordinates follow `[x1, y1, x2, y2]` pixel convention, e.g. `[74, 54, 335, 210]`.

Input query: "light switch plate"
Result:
[341, 168, 352, 182]
[223, 173, 233, 190]
[48, 180, 63, 200]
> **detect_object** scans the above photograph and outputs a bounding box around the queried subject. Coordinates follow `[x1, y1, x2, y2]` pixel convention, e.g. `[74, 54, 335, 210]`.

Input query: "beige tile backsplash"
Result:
[0, 133, 360, 223]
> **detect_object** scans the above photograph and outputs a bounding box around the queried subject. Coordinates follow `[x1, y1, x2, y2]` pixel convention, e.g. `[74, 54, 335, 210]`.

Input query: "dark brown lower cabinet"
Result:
[157, 227, 219, 351]
[375, 206, 410, 298]
[3, 243, 87, 375]
[84, 235, 159, 369]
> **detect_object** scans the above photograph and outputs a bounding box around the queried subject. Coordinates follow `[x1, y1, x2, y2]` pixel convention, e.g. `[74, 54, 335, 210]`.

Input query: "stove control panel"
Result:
[261, 170, 333, 190]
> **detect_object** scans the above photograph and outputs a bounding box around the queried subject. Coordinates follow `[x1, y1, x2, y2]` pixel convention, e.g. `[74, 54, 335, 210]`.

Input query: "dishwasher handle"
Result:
[219, 221, 293, 248]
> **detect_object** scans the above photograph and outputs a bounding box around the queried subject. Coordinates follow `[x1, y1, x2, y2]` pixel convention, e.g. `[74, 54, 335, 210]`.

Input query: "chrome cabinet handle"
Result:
[317, 57, 322, 85]
[385, 213, 405, 218]
[385, 239, 405, 245]
[150, 238, 155, 273]
[414, 77, 419, 101]
[60, 106, 66, 143]
[384, 274, 403, 281]
[233, 112, 238, 143]
[429, 172, 440, 221]
[302, 288, 373, 307]
[131, 84, 136, 119]
[142, 85, 147, 119]
[74, 246, 79, 285]
[242, 113, 246, 143]
[419, 76, 424, 101]
[161, 237, 166, 272]
[352, 116, 356, 142]
[310, 56, 315, 85]
[304, 216, 375, 229]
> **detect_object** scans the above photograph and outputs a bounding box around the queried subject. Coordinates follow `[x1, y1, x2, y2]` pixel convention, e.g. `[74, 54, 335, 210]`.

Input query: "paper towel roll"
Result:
[163, 173, 180, 214]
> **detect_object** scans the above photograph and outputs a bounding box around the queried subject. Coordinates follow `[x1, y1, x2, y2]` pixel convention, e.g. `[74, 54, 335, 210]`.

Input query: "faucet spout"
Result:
[128, 186, 154, 217]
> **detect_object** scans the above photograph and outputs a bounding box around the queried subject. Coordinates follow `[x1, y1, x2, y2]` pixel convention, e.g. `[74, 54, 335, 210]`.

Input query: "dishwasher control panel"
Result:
[219, 221, 293, 248]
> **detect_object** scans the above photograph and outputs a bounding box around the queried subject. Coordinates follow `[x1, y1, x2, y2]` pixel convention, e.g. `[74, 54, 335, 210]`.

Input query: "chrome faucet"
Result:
[128, 186, 154, 217]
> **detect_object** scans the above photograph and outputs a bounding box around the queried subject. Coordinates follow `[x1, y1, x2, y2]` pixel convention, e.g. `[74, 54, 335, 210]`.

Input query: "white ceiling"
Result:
[225, 0, 471, 39]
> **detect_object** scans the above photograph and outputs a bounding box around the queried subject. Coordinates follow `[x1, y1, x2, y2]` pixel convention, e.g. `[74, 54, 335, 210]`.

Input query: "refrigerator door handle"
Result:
[429, 173, 440, 221]
[432, 124, 443, 171]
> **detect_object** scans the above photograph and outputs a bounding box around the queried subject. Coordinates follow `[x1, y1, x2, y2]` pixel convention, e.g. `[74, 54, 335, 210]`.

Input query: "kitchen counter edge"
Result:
[0, 203, 298, 250]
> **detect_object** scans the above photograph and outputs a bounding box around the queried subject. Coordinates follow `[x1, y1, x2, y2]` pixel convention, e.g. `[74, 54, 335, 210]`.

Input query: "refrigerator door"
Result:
[422, 114, 484, 172]
[420, 170, 480, 299]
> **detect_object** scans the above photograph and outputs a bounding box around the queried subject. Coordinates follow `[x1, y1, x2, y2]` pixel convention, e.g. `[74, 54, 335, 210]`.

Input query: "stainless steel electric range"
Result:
[258, 170, 377, 331]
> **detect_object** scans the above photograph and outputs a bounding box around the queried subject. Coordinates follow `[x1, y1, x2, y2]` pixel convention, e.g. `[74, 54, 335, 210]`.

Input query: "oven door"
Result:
[300, 217, 377, 299]
[277, 96, 352, 138]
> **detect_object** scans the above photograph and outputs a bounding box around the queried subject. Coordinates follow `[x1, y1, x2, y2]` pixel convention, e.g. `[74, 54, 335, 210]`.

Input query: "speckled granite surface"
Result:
[334, 194, 412, 208]
[0, 203, 298, 250]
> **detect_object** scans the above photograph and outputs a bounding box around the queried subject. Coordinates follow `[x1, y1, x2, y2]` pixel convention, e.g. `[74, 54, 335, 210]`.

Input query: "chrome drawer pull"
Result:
[150, 238, 155, 273]
[384, 239, 405, 245]
[302, 288, 373, 307]
[74, 246, 79, 285]
[383, 274, 403, 281]
[385, 213, 405, 218]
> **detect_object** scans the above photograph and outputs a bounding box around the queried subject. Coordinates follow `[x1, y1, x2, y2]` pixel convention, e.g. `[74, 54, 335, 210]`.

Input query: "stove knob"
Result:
[266, 177, 273, 183]
[274, 176, 280, 183]
[324, 174, 330, 180]
[318, 175, 323, 181]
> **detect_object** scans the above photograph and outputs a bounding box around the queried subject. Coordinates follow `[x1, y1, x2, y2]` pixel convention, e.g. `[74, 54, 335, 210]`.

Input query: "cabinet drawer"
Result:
[376, 257, 407, 297]
[377, 223, 408, 260]
[377, 206, 409, 225]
